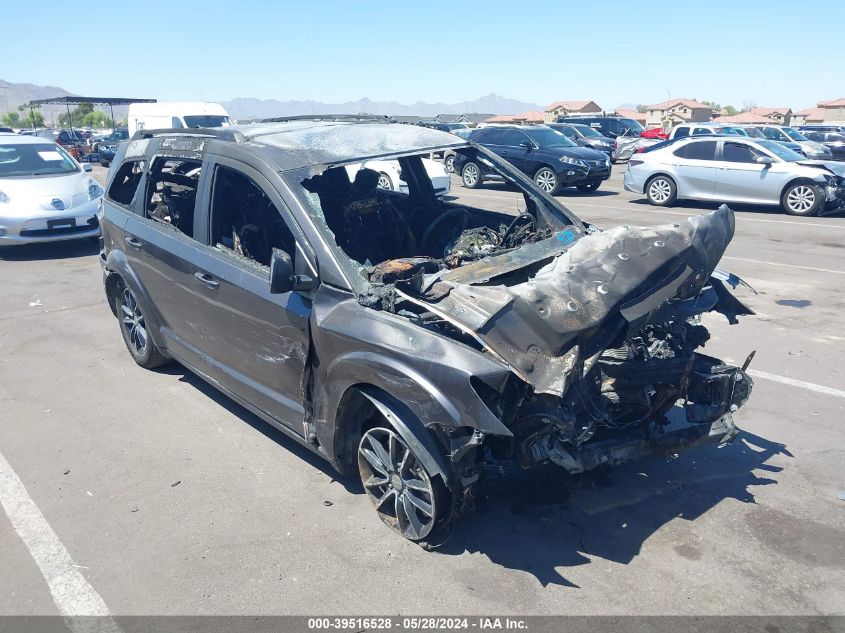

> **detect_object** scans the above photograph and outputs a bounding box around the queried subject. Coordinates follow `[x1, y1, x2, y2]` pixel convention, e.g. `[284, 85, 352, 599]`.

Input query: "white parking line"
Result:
[0, 449, 122, 631]
[747, 369, 845, 399]
[721, 255, 845, 276]
[452, 190, 845, 229]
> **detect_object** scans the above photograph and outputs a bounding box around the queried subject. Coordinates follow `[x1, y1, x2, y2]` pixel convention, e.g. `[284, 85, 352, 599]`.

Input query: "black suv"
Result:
[547, 122, 615, 156]
[455, 125, 611, 193]
[555, 115, 645, 139]
[99, 122, 753, 542]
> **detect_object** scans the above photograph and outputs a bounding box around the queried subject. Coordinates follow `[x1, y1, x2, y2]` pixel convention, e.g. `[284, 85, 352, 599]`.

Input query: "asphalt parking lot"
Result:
[1, 163, 843, 616]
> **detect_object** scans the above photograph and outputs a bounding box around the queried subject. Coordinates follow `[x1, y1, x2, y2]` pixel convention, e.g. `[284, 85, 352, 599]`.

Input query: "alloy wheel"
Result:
[786, 185, 815, 213]
[377, 173, 393, 190]
[648, 178, 672, 203]
[445, 155, 455, 173]
[358, 427, 437, 541]
[463, 163, 479, 186]
[534, 168, 557, 193]
[120, 288, 147, 356]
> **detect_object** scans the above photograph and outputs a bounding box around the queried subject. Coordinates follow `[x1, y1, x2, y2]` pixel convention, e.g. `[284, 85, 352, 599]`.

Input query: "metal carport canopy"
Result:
[28, 96, 157, 130]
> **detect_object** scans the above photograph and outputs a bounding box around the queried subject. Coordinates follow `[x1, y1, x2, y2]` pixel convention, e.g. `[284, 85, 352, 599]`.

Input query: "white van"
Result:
[127, 102, 232, 134]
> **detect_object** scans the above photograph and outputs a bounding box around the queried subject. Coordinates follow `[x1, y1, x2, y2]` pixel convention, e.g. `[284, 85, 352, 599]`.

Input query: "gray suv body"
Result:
[99, 122, 754, 542]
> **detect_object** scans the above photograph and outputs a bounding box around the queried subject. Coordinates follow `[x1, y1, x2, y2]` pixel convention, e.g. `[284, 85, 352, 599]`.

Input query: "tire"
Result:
[444, 154, 455, 173]
[576, 181, 602, 193]
[115, 283, 169, 369]
[645, 174, 677, 206]
[461, 161, 482, 189]
[376, 172, 393, 191]
[782, 182, 822, 216]
[100, 161, 110, 168]
[534, 166, 560, 194]
[358, 426, 446, 542]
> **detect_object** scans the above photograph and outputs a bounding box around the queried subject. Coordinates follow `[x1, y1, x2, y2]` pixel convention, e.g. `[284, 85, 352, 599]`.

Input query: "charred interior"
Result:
[300, 146, 755, 478]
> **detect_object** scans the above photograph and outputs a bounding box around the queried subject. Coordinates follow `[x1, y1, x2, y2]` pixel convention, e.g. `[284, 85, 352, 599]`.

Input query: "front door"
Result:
[714, 141, 783, 205]
[187, 158, 313, 431]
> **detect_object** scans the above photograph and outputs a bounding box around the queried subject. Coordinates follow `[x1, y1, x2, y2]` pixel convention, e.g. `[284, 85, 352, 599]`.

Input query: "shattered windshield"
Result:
[288, 146, 584, 290]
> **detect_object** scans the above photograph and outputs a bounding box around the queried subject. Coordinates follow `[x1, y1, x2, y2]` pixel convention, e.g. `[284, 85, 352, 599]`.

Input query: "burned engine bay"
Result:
[303, 151, 755, 475]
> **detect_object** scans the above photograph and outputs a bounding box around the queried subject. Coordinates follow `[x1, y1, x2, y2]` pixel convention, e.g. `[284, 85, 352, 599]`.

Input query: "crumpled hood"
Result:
[797, 160, 845, 178]
[409, 206, 738, 395]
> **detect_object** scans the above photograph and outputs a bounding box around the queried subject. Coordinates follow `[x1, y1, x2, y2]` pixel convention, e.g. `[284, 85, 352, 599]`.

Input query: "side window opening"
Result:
[144, 158, 202, 237]
[723, 143, 759, 163]
[210, 165, 296, 268]
[107, 160, 146, 207]
[674, 127, 690, 139]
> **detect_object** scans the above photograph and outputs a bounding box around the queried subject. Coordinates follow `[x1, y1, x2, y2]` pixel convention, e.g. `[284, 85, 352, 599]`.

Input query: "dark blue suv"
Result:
[455, 125, 611, 194]
[97, 128, 129, 167]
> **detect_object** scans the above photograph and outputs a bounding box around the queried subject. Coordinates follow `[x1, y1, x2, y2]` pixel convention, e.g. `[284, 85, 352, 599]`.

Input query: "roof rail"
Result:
[131, 128, 246, 142]
[259, 114, 392, 124]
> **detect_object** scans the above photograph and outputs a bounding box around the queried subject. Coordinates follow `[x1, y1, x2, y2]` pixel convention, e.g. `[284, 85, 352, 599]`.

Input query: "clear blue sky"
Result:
[4, 0, 843, 110]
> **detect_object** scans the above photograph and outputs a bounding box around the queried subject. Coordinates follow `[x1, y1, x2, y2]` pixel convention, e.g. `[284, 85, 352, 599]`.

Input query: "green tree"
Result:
[18, 103, 44, 128]
[81, 111, 114, 128]
[2, 111, 20, 127]
[723, 105, 738, 116]
[636, 104, 648, 113]
[58, 102, 97, 127]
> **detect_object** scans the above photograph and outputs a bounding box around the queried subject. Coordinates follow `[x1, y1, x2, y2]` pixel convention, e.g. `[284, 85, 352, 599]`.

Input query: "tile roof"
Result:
[614, 108, 647, 122]
[647, 98, 713, 111]
[750, 107, 791, 116]
[545, 100, 596, 112]
[485, 111, 545, 123]
[712, 112, 774, 124]
[794, 107, 825, 121]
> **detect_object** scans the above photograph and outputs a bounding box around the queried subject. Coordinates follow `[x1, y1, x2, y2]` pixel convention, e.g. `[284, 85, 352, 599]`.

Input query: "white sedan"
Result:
[346, 157, 451, 197]
[0, 133, 104, 244]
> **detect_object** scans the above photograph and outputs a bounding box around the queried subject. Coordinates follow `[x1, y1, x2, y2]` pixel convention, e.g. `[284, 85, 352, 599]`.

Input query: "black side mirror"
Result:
[269, 248, 314, 294]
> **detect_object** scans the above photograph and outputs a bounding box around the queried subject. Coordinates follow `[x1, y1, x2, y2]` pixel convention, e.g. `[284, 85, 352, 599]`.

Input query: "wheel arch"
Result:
[103, 249, 168, 351]
[645, 171, 679, 195]
[333, 384, 453, 487]
[780, 176, 822, 200]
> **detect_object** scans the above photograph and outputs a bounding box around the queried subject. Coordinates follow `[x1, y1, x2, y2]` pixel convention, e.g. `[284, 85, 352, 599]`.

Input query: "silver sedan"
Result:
[0, 133, 103, 245]
[623, 136, 845, 216]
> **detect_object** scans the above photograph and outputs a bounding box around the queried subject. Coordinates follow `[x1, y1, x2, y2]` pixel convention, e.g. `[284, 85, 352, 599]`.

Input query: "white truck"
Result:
[127, 102, 232, 134]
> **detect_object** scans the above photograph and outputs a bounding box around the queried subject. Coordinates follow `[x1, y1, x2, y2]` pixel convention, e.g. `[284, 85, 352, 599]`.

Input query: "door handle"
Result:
[194, 272, 220, 289]
[124, 236, 142, 249]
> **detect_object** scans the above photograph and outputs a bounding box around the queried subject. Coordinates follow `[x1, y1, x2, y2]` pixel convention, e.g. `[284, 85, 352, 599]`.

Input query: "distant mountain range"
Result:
[223, 94, 543, 120]
[0, 79, 543, 123]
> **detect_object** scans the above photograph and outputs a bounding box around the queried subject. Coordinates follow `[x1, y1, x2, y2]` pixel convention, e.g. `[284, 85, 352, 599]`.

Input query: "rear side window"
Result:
[692, 127, 711, 135]
[674, 140, 717, 160]
[674, 127, 690, 139]
[144, 158, 202, 237]
[107, 160, 145, 207]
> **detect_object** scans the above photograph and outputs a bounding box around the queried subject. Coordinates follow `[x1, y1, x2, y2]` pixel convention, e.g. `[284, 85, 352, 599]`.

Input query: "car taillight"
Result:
[629, 159, 644, 166]
[613, 140, 618, 150]
[636, 147, 647, 153]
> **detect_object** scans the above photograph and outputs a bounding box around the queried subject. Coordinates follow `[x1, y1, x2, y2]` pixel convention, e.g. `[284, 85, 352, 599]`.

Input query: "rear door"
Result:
[713, 141, 784, 204]
[187, 156, 314, 431]
[120, 153, 207, 366]
[670, 140, 718, 199]
[493, 129, 534, 173]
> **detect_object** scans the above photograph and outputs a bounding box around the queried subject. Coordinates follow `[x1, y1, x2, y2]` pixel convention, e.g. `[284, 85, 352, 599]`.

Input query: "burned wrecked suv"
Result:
[99, 120, 754, 542]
